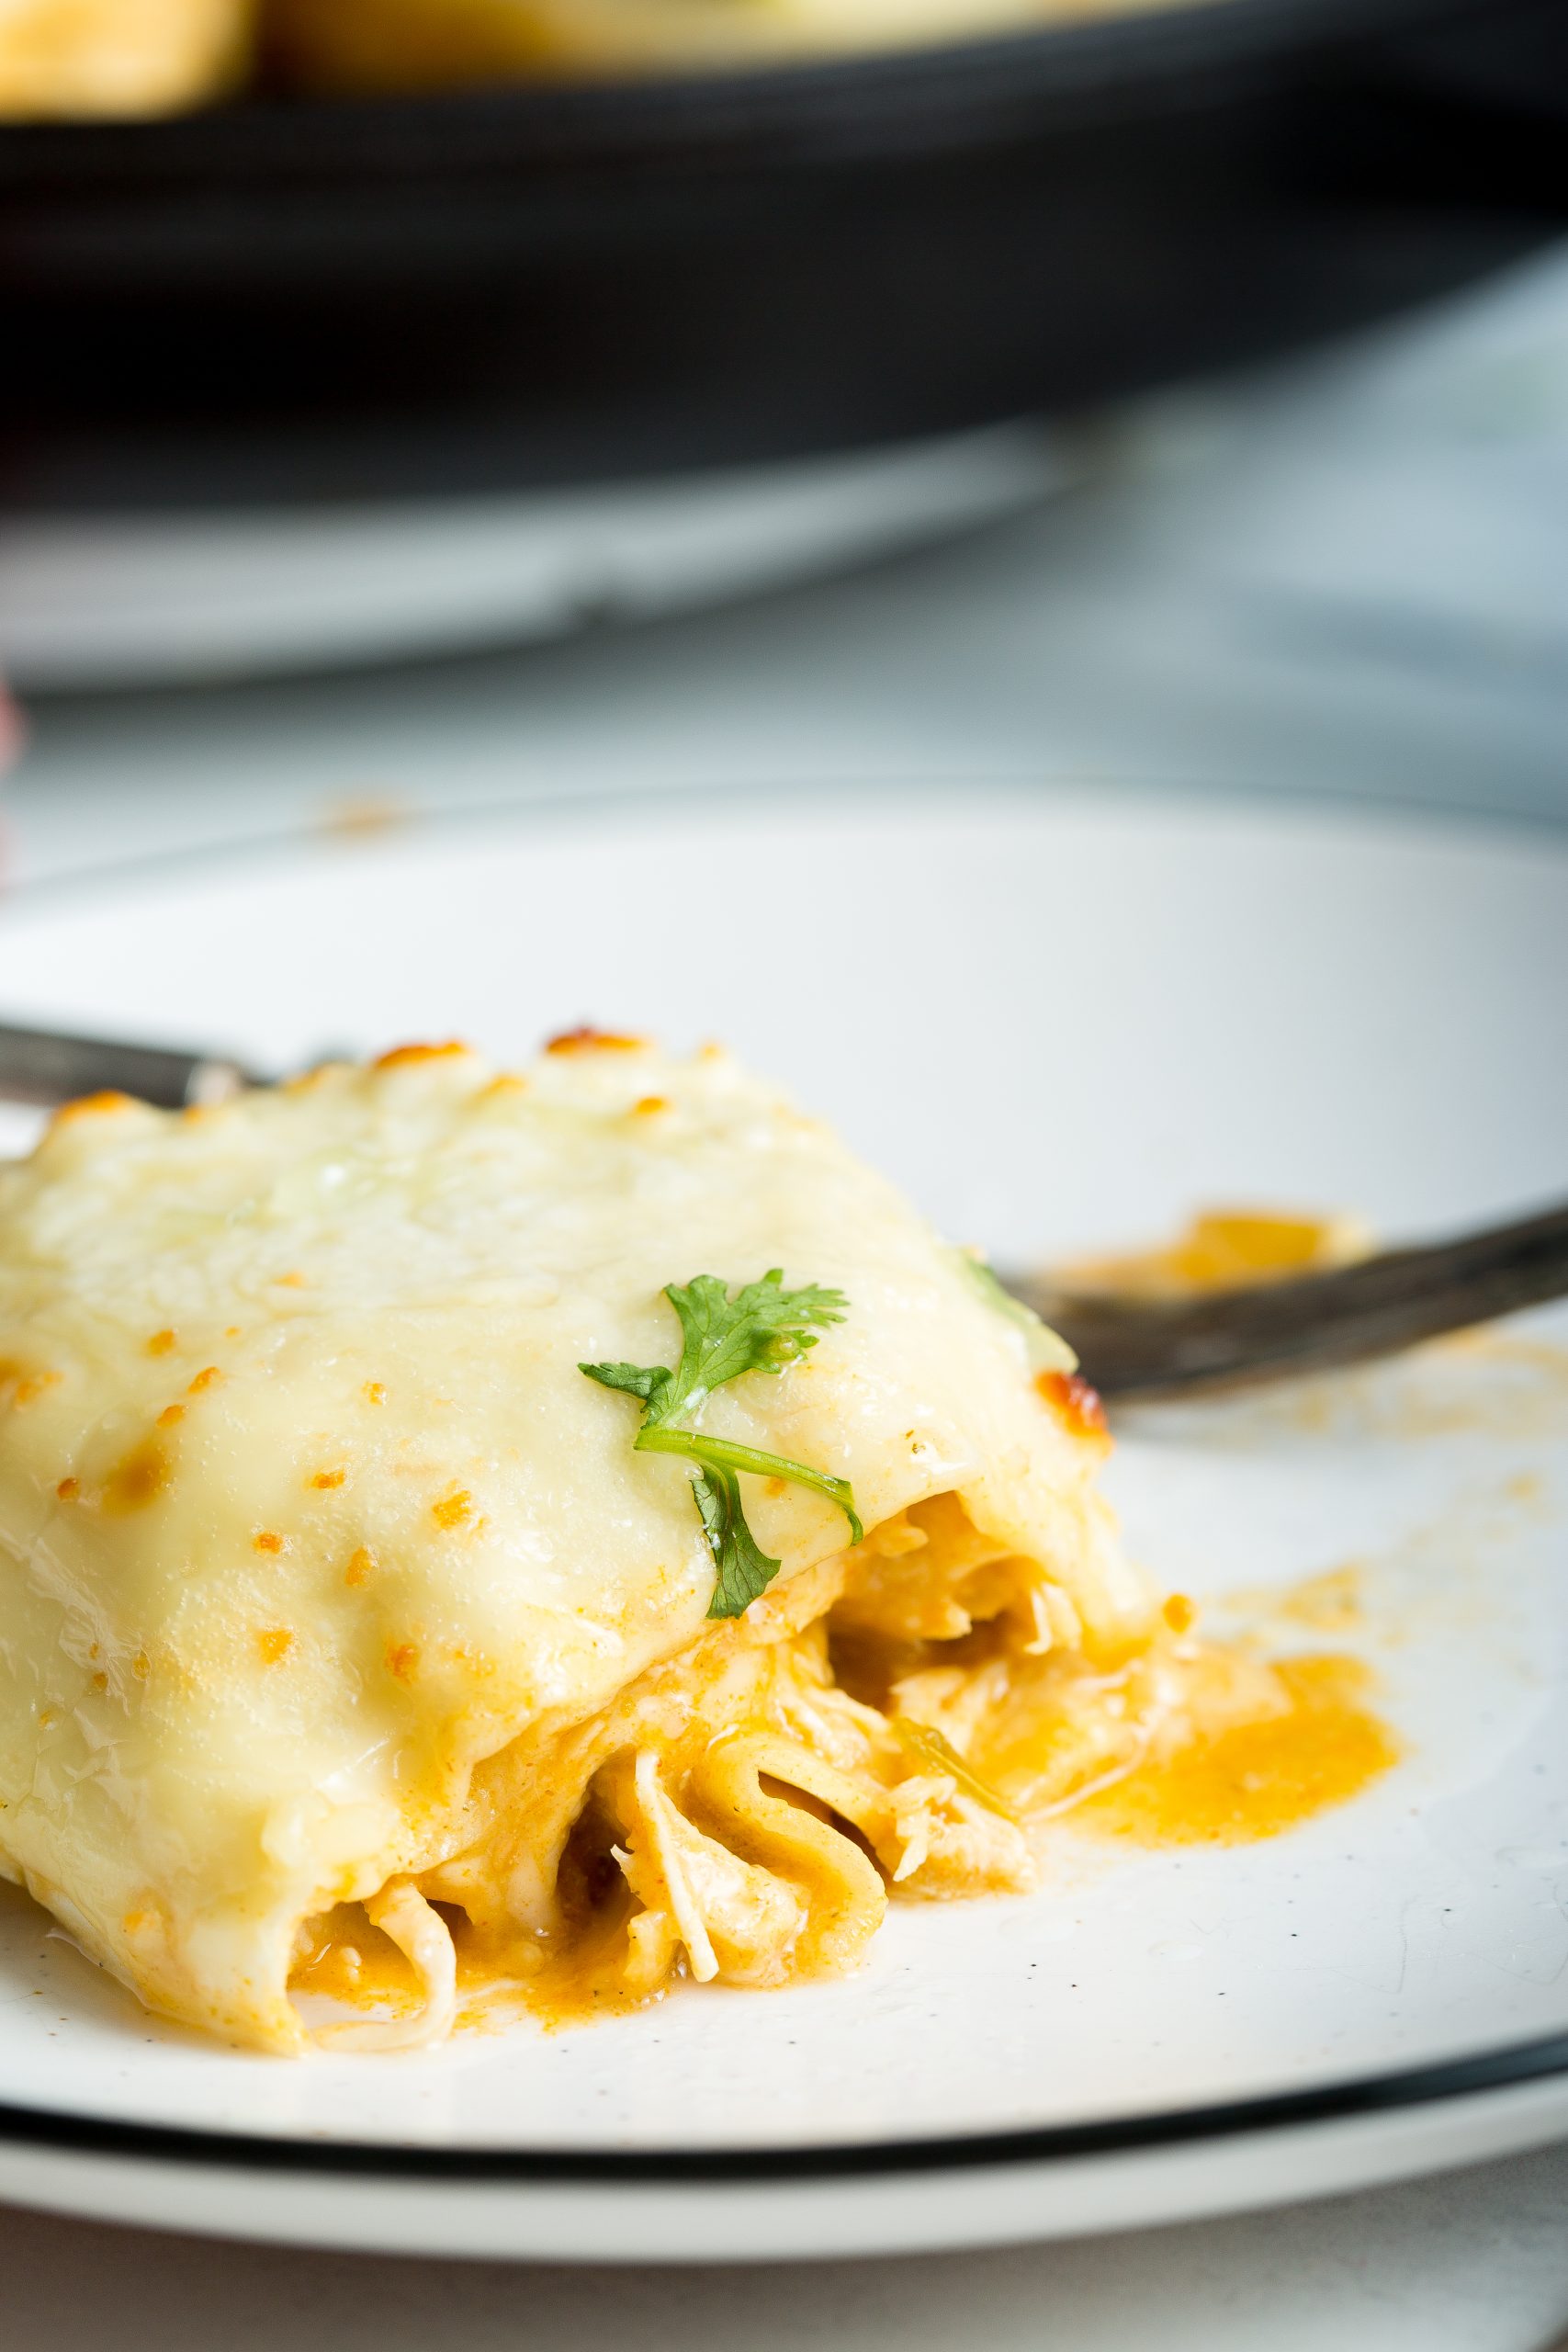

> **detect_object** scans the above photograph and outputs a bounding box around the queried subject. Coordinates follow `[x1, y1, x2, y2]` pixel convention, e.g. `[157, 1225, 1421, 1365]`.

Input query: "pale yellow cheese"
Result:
[0, 1038, 1148, 2049]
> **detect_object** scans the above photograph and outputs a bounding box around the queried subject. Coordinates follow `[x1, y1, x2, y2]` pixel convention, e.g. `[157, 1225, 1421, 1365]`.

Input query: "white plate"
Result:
[0, 781, 1565, 2263]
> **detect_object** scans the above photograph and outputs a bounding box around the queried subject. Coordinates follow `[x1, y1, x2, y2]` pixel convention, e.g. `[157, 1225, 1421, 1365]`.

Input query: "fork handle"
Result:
[0, 1021, 256, 1112]
[1010, 1201, 1568, 1399]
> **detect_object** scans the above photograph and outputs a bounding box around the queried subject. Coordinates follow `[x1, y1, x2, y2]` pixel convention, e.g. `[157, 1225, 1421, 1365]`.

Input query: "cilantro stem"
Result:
[580, 1269, 861, 1618]
[637, 1425, 863, 1547]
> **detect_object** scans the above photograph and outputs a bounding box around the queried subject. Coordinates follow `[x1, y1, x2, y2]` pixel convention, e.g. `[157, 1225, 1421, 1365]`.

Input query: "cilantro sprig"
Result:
[581, 1271, 863, 1619]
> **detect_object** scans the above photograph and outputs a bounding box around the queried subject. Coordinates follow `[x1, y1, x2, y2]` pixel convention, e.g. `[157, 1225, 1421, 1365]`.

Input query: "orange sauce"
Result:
[318, 796, 408, 842]
[1062, 1208, 1370, 1300]
[291, 1905, 654, 2037]
[293, 1917, 423, 2017]
[476, 1936, 661, 2036]
[1077, 1655, 1397, 1847]
[1224, 1564, 1365, 1638]
[288, 1633, 1402, 2040]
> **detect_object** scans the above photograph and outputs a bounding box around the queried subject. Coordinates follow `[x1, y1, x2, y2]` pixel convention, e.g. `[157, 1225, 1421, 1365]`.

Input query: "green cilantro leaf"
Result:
[575, 1360, 674, 1414]
[691, 1464, 782, 1620]
[644, 1269, 848, 1425]
[581, 1270, 861, 1620]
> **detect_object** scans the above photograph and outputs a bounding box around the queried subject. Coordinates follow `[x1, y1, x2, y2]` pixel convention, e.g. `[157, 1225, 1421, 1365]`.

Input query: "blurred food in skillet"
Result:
[0, 0, 250, 115]
[261, 0, 1182, 89]
[0, 0, 1187, 112]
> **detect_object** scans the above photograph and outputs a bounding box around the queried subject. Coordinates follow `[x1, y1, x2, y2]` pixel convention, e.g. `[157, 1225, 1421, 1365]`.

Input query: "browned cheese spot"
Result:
[432, 1487, 472, 1532]
[1034, 1369, 1110, 1441]
[545, 1026, 647, 1056]
[50, 1091, 136, 1130]
[373, 1041, 470, 1070]
[103, 1438, 171, 1514]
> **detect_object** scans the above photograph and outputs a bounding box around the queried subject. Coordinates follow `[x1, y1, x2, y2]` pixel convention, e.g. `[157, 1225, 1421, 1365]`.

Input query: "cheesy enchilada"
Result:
[0, 1036, 1387, 2050]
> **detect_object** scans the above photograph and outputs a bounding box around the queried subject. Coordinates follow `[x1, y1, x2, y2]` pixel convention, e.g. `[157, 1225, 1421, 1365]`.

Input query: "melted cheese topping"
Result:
[0, 1038, 1162, 2051]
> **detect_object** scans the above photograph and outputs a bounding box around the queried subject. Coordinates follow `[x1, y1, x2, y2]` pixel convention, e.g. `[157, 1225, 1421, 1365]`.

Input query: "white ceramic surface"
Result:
[0, 426, 1059, 692]
[0, 782, 1564, 2260]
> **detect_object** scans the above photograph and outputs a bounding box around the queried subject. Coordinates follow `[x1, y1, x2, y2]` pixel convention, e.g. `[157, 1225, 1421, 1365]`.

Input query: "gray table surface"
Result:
[1, 2143, 1567, 2352]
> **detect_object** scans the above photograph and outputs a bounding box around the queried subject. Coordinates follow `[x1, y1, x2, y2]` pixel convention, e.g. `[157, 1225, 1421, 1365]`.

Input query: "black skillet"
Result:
[0, 0, 1566, 511]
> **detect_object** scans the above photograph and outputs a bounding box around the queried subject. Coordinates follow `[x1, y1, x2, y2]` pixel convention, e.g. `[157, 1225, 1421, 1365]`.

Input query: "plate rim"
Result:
[1, 766, 1565, 2186]
[6, 765, 1568, 936]
[3, 2030, 1568, 2184]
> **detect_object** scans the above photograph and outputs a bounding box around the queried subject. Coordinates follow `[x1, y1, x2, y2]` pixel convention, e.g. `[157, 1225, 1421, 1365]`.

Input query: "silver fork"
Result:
[0, 1019, 255, 1113]
[2, 1018, 1564, 1405]
[1008, 1199, 1568, 1399]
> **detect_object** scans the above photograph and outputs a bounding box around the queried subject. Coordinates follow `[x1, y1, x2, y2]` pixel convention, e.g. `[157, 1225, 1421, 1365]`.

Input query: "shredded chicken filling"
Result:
[289, 1495, 1271, 2046]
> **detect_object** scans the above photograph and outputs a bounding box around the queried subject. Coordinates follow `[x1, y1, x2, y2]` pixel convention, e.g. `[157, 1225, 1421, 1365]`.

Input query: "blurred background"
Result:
[2, 2, 1568, 2342]
[1, 0, 1566, 898]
